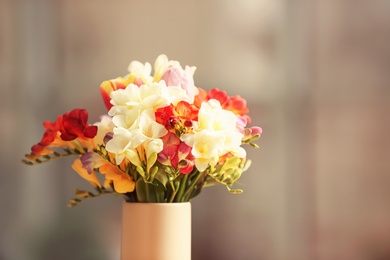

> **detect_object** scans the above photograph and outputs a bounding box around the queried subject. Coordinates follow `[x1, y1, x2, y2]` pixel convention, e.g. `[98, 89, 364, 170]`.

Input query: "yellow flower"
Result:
[99, 163, 135, 193]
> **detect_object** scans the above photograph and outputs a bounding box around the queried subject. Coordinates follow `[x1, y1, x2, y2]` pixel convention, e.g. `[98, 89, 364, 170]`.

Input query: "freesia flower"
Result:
[154, 54, 198, 103]
[127, 59, 153, 86]
[105, 127, 144, 165]
[108, 81, 190, 121]
[181, 99, 246, 172]
[60, 109, 98, 141]
[29, 109, 96, 157]
[99, 163, 135, 193]
[158, 132, 194, 174]
[197, 88, 251, 124]
[106, 109, 167, 167]
[22, 54, 261, 206]
[72, 159, 102, 188]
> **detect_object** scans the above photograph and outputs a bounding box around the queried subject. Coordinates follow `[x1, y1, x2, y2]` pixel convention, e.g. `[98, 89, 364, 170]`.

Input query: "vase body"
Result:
[121, 202, 191, 260]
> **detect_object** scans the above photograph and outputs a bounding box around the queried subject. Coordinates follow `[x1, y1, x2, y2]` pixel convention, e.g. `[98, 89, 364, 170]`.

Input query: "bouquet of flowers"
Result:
[22, 55, 261, 206]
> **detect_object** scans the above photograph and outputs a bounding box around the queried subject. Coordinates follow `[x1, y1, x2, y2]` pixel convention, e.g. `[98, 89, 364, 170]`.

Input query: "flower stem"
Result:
[183, 170, 204, 201]
[145, 180, 150, 202]
[174, 174, 189, 202]
[168, 180, 178, 203]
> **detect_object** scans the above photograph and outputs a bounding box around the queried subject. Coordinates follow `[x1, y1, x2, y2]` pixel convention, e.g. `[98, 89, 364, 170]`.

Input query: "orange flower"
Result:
[155, 101, 198, 134]
[99, 163, 135, 193]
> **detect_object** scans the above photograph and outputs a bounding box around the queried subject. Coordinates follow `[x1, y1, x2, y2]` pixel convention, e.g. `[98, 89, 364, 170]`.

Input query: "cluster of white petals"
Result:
[181, 99, 246, 172]
[105, 109, 167, 165]
[105, 55, 197, 167]
[108, 81, 189, 127]
[103, 55, 246, 173]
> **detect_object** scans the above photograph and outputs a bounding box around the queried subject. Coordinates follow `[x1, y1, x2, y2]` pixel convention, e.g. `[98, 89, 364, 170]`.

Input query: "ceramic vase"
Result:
[121, 202, 191, 260]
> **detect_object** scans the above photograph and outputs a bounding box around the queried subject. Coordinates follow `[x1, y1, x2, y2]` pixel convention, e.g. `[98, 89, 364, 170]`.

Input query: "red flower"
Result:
[59, 109, 97, 141]
[30, 109, 97, 155]
[155, 105, 176, 129]
[30, 115, 62, 155]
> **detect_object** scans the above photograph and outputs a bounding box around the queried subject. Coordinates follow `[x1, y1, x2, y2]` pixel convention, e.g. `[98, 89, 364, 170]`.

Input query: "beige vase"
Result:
[121, 202, 192, 260]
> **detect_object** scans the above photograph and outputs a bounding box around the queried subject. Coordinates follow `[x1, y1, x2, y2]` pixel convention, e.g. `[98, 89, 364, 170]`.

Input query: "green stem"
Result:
[183, 170, 204, 201]
[174, 174, 189, 202]
[168, 180, 178, 203]
[145, 180, 150, 202]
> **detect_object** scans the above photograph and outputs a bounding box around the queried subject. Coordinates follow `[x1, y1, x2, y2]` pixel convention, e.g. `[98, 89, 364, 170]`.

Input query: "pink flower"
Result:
[161, 65, 197, 103]
[158, 132, 194, 174]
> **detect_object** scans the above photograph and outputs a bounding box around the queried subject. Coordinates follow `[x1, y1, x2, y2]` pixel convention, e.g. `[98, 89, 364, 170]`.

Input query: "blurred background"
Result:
[1, 0, 390, 259]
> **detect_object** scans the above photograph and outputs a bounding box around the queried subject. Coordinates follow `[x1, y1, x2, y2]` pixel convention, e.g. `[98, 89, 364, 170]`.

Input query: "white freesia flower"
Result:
[182, 99, 245, 172]
[135, 109, 168, 140]
[137, 81, 188, 109]
[127, 59, 153, 84]
[191, 130, 224, 172]
[198, 99, 237, 131]
[106, 109, 167, 166]
[112, 107, 141, 129]
[144, 139, 164, 160]
[108, 84, 140, 116]
[105, 127, 145, 165]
